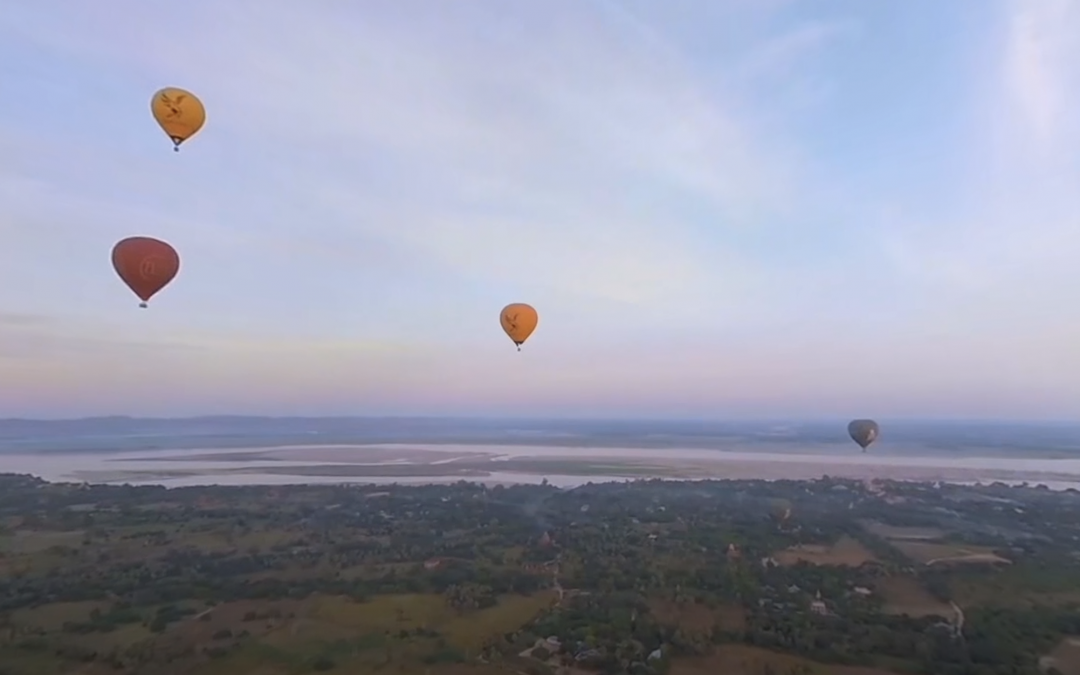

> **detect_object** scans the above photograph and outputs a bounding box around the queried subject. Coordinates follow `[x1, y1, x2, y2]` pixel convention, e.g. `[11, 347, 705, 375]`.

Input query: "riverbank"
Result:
[2, 443, 1078, 490]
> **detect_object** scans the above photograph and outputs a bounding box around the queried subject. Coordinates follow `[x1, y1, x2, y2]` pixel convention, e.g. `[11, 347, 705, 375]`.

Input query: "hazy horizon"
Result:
[3, 1, 1079, 420]
[5, 414, 1080, 425]
[4, 415, 1080, 457]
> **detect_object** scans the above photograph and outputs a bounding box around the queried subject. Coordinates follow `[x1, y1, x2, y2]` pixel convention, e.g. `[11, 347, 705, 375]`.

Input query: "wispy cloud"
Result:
[2, 1, 1079, 418]
[0, 1, 810, 311]
[870, 0, 1080, 309]
[732, 19, 860, 85]
[1004, 0, 1080, 153]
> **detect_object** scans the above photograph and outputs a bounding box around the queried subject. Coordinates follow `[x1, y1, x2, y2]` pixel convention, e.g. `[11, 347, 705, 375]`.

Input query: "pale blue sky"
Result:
[1, 0, 1079, 420]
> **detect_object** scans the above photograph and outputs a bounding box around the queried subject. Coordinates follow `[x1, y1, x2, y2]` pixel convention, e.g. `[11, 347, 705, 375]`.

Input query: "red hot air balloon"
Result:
[111, 237, 180, 308]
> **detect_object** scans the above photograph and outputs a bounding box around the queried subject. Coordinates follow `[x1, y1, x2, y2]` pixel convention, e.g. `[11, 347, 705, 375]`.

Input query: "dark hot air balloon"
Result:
[847, 419, 880, 452]
[111, 236, 180, 308]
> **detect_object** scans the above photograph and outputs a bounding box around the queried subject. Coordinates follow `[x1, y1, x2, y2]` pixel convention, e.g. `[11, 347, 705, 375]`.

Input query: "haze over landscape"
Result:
[2, 417, 1080, 491]
[8, 6, 1080, 675]
[2, 0, 1080, 421]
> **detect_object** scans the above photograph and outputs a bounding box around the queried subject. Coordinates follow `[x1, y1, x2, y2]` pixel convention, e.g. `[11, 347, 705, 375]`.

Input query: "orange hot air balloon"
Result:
[150, 87, 206, 152]
[111, 237, 181, 308]
[500, 303, 538, 352]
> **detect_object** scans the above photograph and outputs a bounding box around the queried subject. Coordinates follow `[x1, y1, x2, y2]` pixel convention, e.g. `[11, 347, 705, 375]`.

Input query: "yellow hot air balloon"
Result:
[500, 303, 538, 352]
[151, 87, 206, 152]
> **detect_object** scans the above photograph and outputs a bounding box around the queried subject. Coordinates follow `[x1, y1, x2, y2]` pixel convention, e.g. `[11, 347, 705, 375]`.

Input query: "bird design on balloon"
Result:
[500, 303, 538, 352]
[150, 87, 206, 152]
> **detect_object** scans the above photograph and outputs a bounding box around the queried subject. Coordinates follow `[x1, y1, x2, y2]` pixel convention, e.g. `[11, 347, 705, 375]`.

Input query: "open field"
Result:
[0, 650, 93, 675]
[858, 520, 945, 540]
[0, 592, 556, 675]
[153, 598, 304, 645]
[1041, 636, 1080, 675]
[671, 644, 903, 675]
[305, 592, 555, 651]
[949, 565, 1080, 608]
[0, 529, 84, 554]
[11, 601, 108, 630]
[889, 540, 1011, 565]
[774, 536, 879, 567]
[874, 576, 953, 618]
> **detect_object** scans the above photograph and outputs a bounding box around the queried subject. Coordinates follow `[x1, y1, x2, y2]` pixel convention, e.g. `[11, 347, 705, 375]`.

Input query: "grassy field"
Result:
[0, 649, 76, 675]
[0, 591, 555, 675]
[151, 591, 556, 674]
[157, 598, 304, 648]
[0, 529, 85, 554]
[306, 591, 554, 649]
[671, 644, 903, 675]
[9, 523, 310, 568]
[170, 528, 298, 554]
[858, 520, 945, 541]
[949, 565, 1080, 608]
[442, 595, 556, 650]
[875, 576, 953, 618]
[889, 541, 1010, 565]
[774, 536, 878, 567]
[6, 600, 184, 655]
[11, 601, 107, 630]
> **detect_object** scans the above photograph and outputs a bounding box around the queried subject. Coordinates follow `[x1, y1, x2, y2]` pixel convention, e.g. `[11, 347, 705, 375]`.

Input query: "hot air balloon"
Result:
[500, 303, 538, 352]
[847, 419, 880, 453]
[768, 498, 792, 522]
[151, 87, 206, 151]
[111, 237, 180, 308]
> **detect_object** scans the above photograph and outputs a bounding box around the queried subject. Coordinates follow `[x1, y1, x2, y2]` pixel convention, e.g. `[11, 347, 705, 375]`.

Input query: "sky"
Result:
[1, 0, 1079, 420]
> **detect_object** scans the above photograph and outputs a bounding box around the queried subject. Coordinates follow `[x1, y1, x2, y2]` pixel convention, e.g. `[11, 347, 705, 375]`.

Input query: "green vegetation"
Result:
[0, 473, 1079, 674]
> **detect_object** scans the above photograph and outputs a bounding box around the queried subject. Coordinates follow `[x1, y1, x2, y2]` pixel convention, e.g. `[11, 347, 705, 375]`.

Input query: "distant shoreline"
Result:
[6, 418, 1080, 459]
[20, 443, 1077, 490]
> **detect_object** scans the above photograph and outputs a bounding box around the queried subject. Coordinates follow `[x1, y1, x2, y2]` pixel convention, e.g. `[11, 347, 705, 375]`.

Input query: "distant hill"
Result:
[2, 416, 1080, 456]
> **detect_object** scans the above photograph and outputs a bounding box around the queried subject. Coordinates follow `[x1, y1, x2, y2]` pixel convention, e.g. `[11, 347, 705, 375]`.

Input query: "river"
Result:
[3, 444, 1080, 490]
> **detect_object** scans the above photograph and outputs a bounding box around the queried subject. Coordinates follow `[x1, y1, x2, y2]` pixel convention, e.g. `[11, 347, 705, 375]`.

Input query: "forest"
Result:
[1, 473, 1079, 675]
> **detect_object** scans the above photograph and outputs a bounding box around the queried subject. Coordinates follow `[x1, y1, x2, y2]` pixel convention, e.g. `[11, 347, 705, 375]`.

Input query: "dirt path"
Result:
[950, 601, 965, 636]
[551, 554, 565, 606]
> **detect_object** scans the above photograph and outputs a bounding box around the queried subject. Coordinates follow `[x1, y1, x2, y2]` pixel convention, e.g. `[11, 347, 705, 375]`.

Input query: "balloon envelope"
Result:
[847, 419, 880, 452]
[151, 87, 206, 150]
[112, 237, 180, 306]
[500, 303, 538, 349]
[768, 498, 791, 519]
